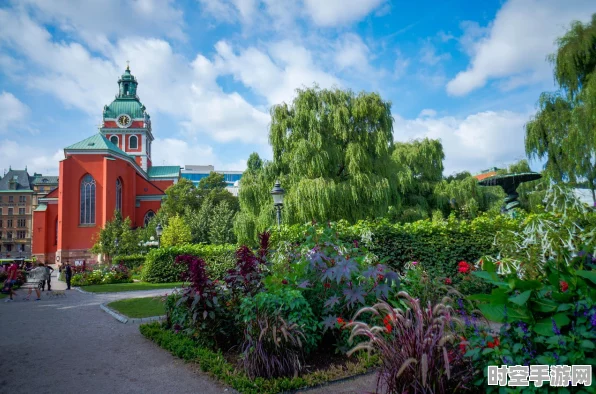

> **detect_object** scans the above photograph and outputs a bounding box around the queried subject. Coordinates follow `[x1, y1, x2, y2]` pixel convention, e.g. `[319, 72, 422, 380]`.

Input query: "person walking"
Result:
[2, 261, 19, 302]
[41, 263, 55, 291]
[64, 262, 73, 290]
[23, 262, 46, 301]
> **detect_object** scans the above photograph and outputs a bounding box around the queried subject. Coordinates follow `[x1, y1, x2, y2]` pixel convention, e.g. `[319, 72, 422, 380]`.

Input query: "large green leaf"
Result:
[478, 304, 531, 323]
[472, 271, 508, 287]
[511, 279, 543, 291]
[509, 290, 532, 306]
[531, 298, 558, 313]
[576, 270, 596, 285]
[533, 313, 571, 336]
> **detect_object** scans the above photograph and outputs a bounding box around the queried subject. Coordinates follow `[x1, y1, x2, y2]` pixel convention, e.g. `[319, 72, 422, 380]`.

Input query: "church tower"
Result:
[100, 64, 153, 171]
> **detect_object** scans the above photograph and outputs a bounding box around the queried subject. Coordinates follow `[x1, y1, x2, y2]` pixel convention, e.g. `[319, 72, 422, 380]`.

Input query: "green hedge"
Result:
[141, 244, 236, 283]
[113, 254, 145, 269]
[140, 322, 377, 394]
[270, 213, 521, 279]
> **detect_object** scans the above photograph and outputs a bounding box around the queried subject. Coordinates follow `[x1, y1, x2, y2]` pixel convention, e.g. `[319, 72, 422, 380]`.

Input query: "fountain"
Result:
[478, 172, 542, 213]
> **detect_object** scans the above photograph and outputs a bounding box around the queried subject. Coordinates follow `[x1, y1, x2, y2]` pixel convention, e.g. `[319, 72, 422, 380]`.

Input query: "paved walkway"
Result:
[1, 269, 377, 394]
[0, 269, 232, 394]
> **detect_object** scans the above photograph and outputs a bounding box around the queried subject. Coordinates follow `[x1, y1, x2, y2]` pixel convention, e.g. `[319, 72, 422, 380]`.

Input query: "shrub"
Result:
[142, 244, 236, 283]
[347, 293, 474, 393]
[113, 254, 145, 269]
[269, 213, 520, 280]
[463, 257, 596, 392]
[239, 288, 319, 354]
[71, 264, 133, 286]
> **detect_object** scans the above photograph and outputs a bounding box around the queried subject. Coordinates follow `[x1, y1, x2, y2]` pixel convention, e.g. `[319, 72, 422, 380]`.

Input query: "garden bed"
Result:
[107, 297, 165, 318]
[140, 322, 378, 394]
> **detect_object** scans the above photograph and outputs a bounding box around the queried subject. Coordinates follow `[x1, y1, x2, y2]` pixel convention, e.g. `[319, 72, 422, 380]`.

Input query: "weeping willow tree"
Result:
[391, 138, 444, 222]
[526, 14, 596, 204]
[434, 175, 503, 219]
[235, 86, 399, 243]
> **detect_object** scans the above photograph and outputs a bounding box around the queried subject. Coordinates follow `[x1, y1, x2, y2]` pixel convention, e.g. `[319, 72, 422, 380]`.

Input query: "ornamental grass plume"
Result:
[242, 309, 306, 379]
[346, 292, 474, 394]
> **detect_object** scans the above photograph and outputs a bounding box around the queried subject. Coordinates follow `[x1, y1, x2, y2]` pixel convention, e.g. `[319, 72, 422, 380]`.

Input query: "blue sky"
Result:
[0, 0, 594, 177]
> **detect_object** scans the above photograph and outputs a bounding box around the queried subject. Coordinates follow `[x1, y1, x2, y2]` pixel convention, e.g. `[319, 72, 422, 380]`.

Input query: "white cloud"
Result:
[0, 140, 63, 175]
[393, 50, 410, 79]
[214, 40, 340, 105]
[0, 8, 270, 144]
[18, 0, 185, 51]
[334, 34, 371, 73]
[394, 110, 530, 175]
[418, 109, 437, 118]
[303, 0, 385, 26]
[447, 0, 594, 96]
[0, 92, 30, 133]
[419, 42, 450, 65]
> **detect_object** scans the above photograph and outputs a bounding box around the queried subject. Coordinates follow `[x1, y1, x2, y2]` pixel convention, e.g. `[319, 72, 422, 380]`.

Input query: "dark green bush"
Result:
[141, 244, 236, 283]
[270, 213, 520, 279]
[113, 254, 145, 269]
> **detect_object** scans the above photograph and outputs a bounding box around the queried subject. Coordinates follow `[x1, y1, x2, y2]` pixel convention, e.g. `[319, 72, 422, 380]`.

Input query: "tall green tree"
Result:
[246, 152, 263, 174]
[161, 178, 201, 218]
[526, 14, 596, 204]
[236, 86, 398, 243]
[208, 200, 236, 244]
[160, 214, 192, 247]
[391, 138, 445, 221]
[91, 210, 139, 262]
[198, 171, 227, 190]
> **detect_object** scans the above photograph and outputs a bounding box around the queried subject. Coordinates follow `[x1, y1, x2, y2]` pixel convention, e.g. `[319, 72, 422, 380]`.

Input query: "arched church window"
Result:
[80, 174, 96, 225]
[143, 211, 155, 227]
[129, 135, 138, 149]
[110, 135, 119, 146]
[116, 178, 123, 213]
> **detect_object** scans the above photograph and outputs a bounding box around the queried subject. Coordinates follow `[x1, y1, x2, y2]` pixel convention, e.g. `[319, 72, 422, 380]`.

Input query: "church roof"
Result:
[65, 134, 129, 156]
[104, 99, 146, 119]
[103, 66, 147, 120]
[0, 169, 32, 191]
[148, 166, 181, 178]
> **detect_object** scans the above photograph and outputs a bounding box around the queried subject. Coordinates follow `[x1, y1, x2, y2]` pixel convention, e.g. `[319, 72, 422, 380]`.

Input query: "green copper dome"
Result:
[102, 65, 148, 120]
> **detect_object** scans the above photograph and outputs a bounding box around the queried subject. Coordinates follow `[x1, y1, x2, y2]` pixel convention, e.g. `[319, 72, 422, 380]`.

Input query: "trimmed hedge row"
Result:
[113, 254, 145, 269]
[140, 322, 377, 394]
[270, 213, 521, 279]
[141, 244, 236, 283]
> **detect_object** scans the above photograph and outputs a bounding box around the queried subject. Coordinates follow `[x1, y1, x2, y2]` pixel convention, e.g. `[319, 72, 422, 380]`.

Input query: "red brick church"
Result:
[32, 66, 180, 264]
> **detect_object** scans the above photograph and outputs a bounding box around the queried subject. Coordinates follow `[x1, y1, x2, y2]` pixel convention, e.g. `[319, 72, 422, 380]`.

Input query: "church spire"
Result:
[117, 63, 138, 98]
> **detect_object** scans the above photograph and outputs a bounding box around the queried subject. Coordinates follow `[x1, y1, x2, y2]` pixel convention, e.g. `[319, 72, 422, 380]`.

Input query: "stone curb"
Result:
[100, 303, 166, 324]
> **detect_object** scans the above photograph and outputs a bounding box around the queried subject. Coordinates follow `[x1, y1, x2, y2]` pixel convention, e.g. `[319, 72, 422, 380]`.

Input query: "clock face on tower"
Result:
[117, 114, 132, 128]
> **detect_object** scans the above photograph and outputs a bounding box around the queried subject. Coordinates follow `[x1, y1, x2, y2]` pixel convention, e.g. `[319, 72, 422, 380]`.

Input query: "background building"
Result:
[181, 165, 243, 196]
[0, 169, 33, 259]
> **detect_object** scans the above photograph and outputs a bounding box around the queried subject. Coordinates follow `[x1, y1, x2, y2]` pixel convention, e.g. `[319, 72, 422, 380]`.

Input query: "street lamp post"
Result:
[155, 223, 163, 247]
[270, 180, 285, 232]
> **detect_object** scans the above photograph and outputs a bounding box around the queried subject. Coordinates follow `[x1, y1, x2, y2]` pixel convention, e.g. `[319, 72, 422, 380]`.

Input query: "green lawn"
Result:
[107, 297, 165, 318]
[81, 282, 183, 293]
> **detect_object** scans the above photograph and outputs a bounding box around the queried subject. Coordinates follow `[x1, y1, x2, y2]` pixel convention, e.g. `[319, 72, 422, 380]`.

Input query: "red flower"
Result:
[560, 280, 569, 292]
[495, 261, 501, 266]
[324, 282, 331, 289]
[487, 338, 500, 348]
[458, 261, 471, 274]
[444, 278, 452, 285]
[282, 279, 289, 285]
[377, 274, 384, 281]
[383, 315, 393, 333]
[337, 317, 345, 325]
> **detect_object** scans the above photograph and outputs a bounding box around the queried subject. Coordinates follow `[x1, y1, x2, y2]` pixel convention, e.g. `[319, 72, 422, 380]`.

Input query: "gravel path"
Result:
[0, 272, 232, 394]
